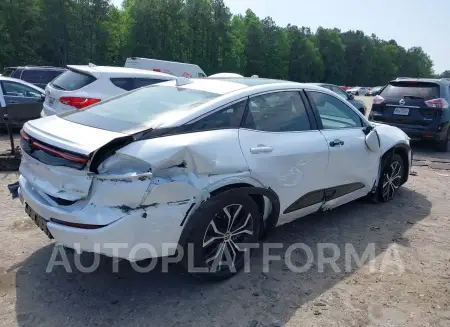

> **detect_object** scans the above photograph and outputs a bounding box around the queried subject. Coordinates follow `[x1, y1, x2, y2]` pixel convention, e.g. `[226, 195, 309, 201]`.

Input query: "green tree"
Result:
[286, 25, 323, 82]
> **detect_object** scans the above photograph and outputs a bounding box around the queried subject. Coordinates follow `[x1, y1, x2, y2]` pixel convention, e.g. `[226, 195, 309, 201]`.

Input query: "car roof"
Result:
[16, 66, 66, 71]
[67, 65, 176, 79]
[159, 77, 313, 96]
[390, 78, 450, 85]
[0, 76, 45, 92]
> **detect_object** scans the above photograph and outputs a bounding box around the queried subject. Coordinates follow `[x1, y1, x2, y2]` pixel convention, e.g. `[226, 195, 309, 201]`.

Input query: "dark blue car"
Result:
[370, 78, 450, 151]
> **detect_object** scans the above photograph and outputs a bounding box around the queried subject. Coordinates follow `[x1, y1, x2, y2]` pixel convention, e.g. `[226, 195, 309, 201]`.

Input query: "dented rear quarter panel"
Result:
[117, 129, 250, 177]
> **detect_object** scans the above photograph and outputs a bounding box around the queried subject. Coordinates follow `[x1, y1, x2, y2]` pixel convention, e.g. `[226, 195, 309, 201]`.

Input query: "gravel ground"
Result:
[0, 97, 449, 327]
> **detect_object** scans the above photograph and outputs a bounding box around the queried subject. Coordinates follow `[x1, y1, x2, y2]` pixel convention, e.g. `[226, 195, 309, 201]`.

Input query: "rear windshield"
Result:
[2, 68, 16, 77]
[380, 82, 440, 100]
[52, 70, 96, 91]
[61, 85, 219, 132]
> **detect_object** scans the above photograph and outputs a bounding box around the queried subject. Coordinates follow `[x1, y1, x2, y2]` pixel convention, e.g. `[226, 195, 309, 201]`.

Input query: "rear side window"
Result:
[11, 69, 23, 78]
[110, 78, 168, 91]
[52, 70, 96, 91]
[22, 70, 63, 85]
[110, 78, 133, 91]
[185, 100, 247, 131]
[133, 78, 166, 88]
[380, 82, 440, 100]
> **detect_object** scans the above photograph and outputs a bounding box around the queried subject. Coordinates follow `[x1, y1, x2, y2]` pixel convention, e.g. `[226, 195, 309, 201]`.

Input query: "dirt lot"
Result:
[0, 97, 450, 327]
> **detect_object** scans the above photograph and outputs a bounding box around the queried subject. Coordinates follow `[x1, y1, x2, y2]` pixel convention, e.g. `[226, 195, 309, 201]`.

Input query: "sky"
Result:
[112, 0, 449, 73]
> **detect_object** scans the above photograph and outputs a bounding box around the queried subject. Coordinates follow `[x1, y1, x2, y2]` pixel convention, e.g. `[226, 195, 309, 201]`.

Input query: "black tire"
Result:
[373, 153, 404, 203]
[180, 191, 261, 281]
[436, 130, 449, 152]
[355, 91, 359, 96]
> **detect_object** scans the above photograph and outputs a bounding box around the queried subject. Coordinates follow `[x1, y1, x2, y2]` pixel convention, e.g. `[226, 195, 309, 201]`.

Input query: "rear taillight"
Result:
[425, 98, 449, 109]
[373, 95, 384, 104]
[153, 69, 161, 72]
[31, 141, 89, 164]
[20, 129, 30, 141]
[59, 97, 101, 109]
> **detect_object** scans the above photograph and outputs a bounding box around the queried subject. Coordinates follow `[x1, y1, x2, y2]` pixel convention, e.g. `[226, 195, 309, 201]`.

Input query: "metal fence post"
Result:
[3, 114, 15, 155]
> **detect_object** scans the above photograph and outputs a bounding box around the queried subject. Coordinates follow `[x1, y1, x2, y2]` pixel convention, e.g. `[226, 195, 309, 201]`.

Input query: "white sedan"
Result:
[17, 77, 411, 280]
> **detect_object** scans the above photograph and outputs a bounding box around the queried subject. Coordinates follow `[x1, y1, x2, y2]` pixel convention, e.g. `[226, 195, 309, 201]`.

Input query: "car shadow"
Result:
[13, 187, 430, 327]
[411, 141, 450, 161]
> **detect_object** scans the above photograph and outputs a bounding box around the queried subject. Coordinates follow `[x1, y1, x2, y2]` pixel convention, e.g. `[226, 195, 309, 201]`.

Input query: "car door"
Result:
[238, 90, 330, 225]
[305, 90, 381, 209]
[1, 80, 44, 126]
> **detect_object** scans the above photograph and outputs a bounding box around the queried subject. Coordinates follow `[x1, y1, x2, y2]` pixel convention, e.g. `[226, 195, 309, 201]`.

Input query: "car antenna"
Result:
[175, 77, 193, 87]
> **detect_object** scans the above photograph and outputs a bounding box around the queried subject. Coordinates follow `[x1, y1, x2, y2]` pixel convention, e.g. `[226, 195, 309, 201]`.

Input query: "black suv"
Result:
[370, 78, 450, 151]
[1, 66, 66, 89]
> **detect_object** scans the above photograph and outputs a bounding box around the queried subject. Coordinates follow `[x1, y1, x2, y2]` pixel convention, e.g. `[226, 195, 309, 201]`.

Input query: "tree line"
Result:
[0, 0, 443, 86]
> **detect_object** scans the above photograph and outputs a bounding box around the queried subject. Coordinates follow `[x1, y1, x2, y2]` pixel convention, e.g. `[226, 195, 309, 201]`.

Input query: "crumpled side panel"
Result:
[117, 129, 249, 176]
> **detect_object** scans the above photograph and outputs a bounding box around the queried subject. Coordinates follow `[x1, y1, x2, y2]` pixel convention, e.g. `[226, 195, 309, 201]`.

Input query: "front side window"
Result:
[1, 81, 42, 98]
[307, 91, 363, 129]
[243, 91, 311, 132]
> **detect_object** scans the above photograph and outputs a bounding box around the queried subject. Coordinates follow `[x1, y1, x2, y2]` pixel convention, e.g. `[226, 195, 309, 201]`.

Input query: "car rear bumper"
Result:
[370, 118, 447, 141]
[18, 175, 188, 260]
[41, 103, 57, 117]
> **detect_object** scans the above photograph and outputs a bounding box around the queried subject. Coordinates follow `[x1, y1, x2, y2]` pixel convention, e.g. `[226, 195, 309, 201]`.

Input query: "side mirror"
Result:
[348, 94, 354, 100]
[365, 128, 380, 152]
[39, 94, 45, 102]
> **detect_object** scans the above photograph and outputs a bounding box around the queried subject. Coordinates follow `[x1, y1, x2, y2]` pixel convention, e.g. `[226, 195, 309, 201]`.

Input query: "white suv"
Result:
[41, 65, 175, 117]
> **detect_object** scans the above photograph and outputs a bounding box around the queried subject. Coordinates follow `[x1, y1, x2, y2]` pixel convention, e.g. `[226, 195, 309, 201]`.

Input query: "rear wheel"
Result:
[181, 191, 261, 281]
[436, 129, 449, 152]
[373, 154, 404, 203]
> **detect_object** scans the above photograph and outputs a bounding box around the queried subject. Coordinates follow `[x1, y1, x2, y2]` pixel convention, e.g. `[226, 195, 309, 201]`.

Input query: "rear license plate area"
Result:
[393, 107, 409, 116]
[25, 203, 53, 239]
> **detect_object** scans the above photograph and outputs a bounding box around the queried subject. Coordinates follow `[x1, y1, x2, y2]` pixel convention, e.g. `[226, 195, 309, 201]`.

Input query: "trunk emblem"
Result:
[399, 99, 405, 105]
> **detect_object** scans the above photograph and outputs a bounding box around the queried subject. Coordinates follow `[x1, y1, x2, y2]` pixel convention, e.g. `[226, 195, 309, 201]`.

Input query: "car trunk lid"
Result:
[20, 116, 128, 201]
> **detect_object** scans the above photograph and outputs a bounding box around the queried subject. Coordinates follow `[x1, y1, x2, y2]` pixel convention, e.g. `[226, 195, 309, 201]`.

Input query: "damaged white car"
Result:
[16, 77, 412, 280]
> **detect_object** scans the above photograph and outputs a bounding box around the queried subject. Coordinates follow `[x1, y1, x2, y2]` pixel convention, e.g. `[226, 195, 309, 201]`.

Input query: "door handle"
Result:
[329, 139, 344, 147]
[250, 145, 274, 154]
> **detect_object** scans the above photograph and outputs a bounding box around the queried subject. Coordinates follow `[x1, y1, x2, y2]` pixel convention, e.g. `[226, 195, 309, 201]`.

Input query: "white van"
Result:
[124, 57, 207, 78]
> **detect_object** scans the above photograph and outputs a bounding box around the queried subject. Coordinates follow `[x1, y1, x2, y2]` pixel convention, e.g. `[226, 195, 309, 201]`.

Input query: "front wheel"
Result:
[373, 153, 404, 203]
[181, 191, 261, 281]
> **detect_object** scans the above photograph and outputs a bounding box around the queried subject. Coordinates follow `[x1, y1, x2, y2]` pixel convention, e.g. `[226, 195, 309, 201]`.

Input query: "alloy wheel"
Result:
[382, 160, 402, 201]
[202, 204, 254, 272]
